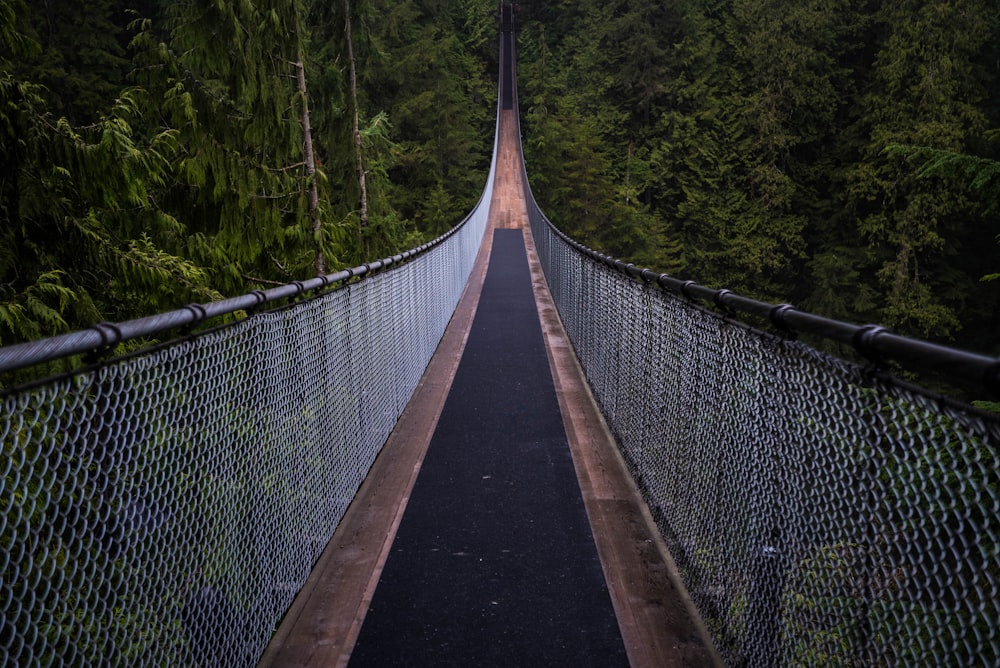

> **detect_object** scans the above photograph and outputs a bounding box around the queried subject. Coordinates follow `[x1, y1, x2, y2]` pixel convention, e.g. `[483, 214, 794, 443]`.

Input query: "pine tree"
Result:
[848, 0, 994, 339]
[19, 0, 130, 124]
[131, 0, 335, 289]
[367, 0, 494, 242]
[0, 1, 225, 344]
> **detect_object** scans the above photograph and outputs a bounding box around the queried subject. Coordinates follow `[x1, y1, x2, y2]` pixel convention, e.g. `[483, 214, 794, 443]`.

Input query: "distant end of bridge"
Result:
[258, 16, 719, 667]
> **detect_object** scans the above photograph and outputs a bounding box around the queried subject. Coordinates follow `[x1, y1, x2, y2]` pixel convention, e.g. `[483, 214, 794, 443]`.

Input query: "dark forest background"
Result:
[2, 0, 999, 359]
[517, 0, 1000, 356]
[0, 0, 498, 345]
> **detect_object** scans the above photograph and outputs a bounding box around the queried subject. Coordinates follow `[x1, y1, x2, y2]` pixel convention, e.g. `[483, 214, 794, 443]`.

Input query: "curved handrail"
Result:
[0, 242, 431, 375]
[531, 219, 1000, 395]
[512, 96, 999, 394]
[0, 99, 503, 379]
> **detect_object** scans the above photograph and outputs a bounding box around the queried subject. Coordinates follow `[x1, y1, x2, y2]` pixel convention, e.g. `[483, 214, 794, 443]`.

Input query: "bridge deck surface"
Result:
[350, 225, 627, 664]
[259, 111, 717, 668]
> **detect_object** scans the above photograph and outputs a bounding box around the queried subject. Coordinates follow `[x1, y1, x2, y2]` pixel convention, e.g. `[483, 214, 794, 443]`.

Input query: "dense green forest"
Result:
[0, 0, 497, 345]
[3, 0, 999, 357]
[517, 0, 1000, 355]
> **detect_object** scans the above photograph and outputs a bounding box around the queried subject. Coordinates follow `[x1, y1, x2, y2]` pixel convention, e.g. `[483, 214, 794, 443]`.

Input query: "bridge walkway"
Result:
[259, 109, 716, 668]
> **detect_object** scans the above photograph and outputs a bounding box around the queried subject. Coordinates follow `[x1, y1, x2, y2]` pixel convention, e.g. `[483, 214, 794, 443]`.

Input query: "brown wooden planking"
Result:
[491, 111, 526, 229]
[259, 103, 721, 667]
[523, 212, 723, 667]
[257, 192, 498, 668]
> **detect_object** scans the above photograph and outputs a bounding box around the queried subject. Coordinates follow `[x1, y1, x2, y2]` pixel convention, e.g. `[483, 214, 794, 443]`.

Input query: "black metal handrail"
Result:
[532, 214, 1000, 396]
[0, 216, 479, 377]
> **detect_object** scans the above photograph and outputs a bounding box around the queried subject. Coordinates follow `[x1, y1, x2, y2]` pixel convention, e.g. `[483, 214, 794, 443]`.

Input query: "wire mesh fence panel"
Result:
[1, 199, 489, 666]
[528, 209, 1000, 667]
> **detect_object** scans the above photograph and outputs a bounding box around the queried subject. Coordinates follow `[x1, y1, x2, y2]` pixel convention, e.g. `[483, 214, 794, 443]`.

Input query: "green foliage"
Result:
[0, 270, 76, 344]
[891, 141, 1000, 209]
[6, 0, 993, 358]
[364, 0, 495, 249]
[972, 400, 1000, 415]
[16, 0, 130, 124]
[844, 0, 996, 340]
[517, 0, 1000, 354]
[887, 138, 1000, 282]
[1, 0, 497, 348]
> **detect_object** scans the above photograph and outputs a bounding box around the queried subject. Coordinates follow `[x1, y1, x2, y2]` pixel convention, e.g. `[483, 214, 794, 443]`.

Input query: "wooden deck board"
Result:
[259, 107, 719, 668]
[524, 224, 722, 668]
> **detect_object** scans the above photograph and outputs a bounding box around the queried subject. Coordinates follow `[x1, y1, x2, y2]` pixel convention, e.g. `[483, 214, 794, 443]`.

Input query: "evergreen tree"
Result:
[516, 0, 1000, 353]
[0, 1, 220, 344]
[130, 0, 337, 289]
[368, 0, 495, 242]
[1, 0, 500, 346]
[519, 0, 683, 273]
[848, 0, 994, 339]
[19, 0, 130, 124]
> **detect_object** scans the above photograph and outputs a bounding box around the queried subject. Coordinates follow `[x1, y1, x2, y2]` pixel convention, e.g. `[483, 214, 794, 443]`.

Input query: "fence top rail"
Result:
[0, 227, 464, 377]
[2, 1, 510, 382]
[535, 213, 1000, 397]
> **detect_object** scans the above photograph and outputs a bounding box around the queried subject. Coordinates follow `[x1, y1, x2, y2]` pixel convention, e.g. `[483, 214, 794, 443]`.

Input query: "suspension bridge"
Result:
[3, 6, 999, 667]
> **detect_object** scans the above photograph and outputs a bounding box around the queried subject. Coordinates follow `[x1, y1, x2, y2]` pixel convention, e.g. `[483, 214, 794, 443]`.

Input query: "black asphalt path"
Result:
[348, 229, 627, 666]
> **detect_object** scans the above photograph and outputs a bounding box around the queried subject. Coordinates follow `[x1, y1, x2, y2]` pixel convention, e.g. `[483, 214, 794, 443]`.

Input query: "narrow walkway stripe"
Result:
[347, 229, 628, 666]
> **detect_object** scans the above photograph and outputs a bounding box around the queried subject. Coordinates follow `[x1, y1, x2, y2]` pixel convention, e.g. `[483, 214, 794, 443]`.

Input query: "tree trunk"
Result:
[295, 52, 324, 275]
[344, 0, 368, 232]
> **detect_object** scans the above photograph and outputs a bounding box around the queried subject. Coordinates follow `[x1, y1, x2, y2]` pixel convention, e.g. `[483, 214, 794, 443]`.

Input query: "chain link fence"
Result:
[528, 202, 1000, 666]
[0, 133, 496, 666]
